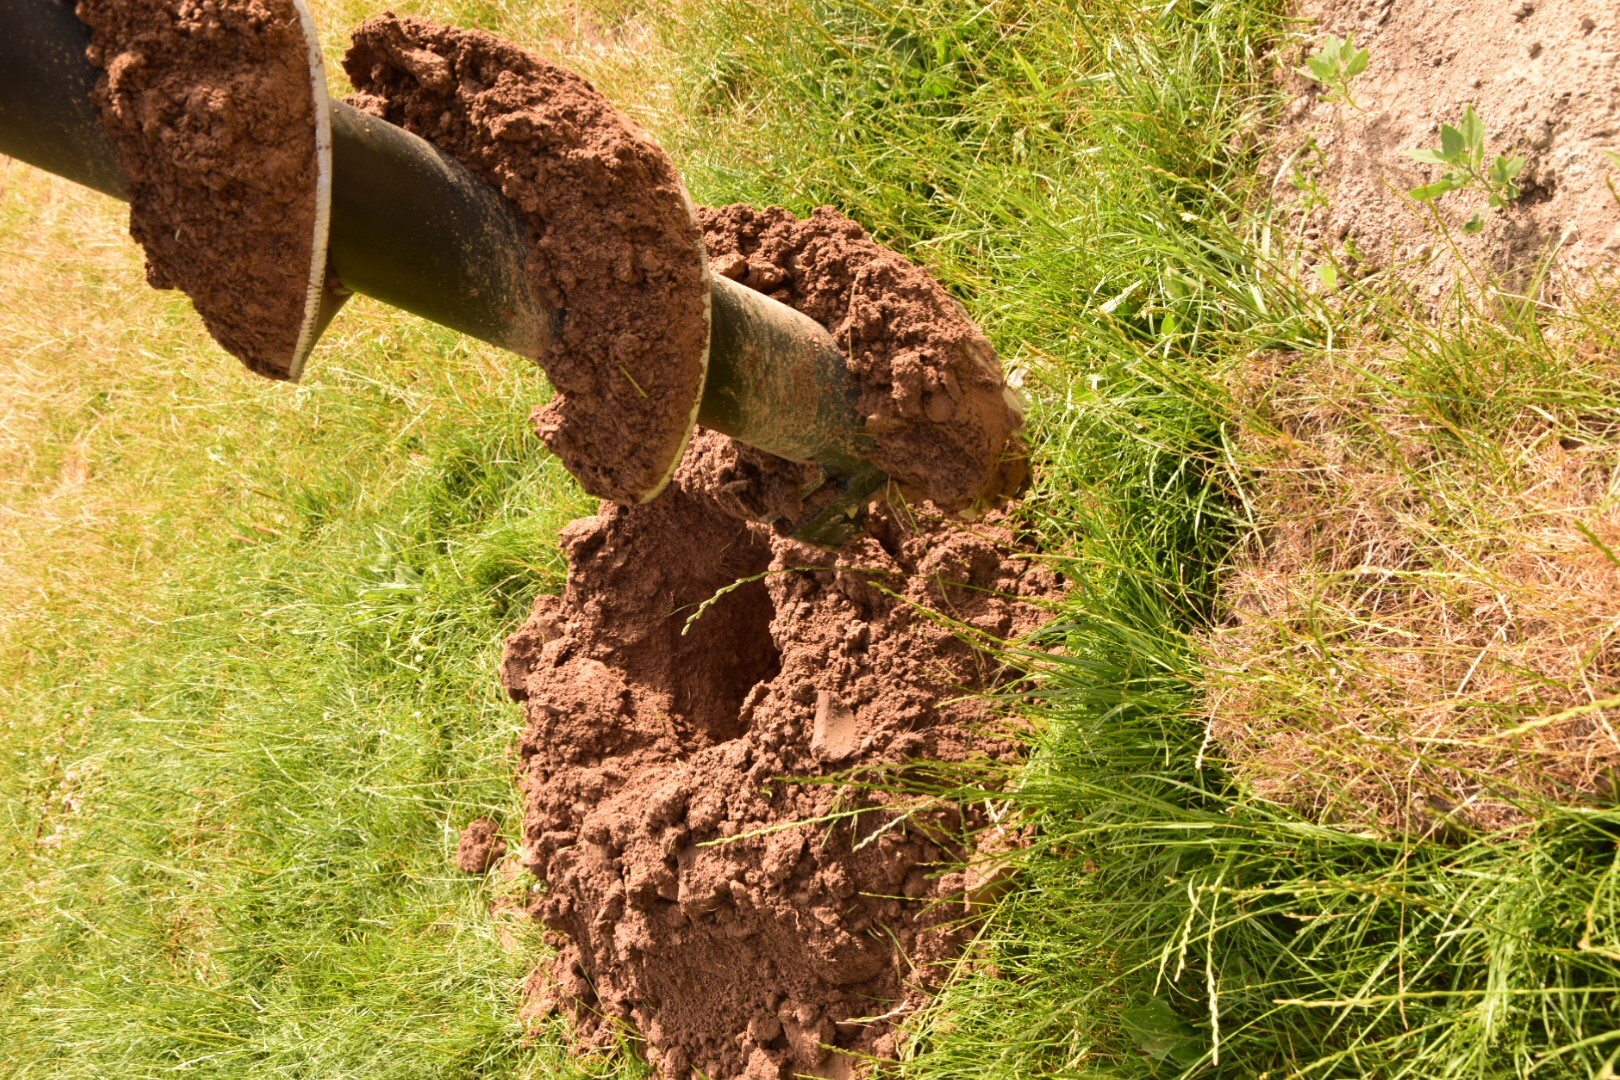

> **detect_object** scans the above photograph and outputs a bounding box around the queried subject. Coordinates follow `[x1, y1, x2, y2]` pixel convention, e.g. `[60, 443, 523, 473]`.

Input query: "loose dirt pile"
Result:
[326, 20, 1060, 1068]
[335, 20, 1057, 1073]
[345, 14, 709, 505]
[501, 428, 1056, 1078]
[700, 205, 1027, 513]
[77, 0, 325, 379]
[1274, 0, 1620, 293]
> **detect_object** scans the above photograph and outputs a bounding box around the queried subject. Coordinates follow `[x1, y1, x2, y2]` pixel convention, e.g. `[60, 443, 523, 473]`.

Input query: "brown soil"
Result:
[700, 205, 1027, 514]
[345, 15, 709, 506]
[501, 428, 1057, 1078]
[456, 817, 507, 874]
[1274, 0, 1620, 295]
[76, 0, 324, 379]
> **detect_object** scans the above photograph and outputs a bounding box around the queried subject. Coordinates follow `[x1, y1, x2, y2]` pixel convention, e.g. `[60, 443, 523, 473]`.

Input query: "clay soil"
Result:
[345, 15, 710, 506]
[498, 427, 1056, 1079]
[700, 205, 1028, 513]
[77, 0, 324, 379]
[1273, 0, 1620, 295]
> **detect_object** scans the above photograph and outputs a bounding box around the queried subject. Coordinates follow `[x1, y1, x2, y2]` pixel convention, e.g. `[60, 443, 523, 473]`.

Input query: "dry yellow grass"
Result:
[1204, 340, 1620, 834]
[0, 161, 224, 656]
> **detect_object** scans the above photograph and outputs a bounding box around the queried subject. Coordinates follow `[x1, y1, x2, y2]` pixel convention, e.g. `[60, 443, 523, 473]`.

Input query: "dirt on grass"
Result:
[500, 428, 1056, 1078]
[77, 0, 325, 379]
[478, 178, 1055, 1077]
[345, 14, 710, 506]
[331, 18, 1062, 1074]
[456, 817, 507, 874]
[1272, 0, 1620, 295]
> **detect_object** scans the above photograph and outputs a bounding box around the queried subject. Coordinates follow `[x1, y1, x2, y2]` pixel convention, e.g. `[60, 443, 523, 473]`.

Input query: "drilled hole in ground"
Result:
[665, 537, 781, 746]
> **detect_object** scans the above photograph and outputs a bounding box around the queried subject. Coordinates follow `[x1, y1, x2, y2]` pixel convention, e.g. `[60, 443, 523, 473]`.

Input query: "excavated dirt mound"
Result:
[700, 205, 1027, 514]
[1274, 0, 1620, 294]
[77, 0, 323, 379]
[492, 200, 1053, 1076]
[344, 15, 709, 506]
[501, 429, 1057, 1078]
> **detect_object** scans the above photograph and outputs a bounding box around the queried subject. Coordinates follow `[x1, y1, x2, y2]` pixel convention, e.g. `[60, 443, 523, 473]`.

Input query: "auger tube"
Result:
[0, 0, 874, 482]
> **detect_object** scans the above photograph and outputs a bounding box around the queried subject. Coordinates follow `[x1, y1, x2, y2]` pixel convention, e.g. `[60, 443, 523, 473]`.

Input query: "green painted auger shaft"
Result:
[0, 0, 875, 486]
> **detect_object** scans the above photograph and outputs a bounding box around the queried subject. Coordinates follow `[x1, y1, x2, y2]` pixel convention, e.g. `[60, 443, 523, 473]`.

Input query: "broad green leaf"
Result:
[1463, 212, 1485, 234]
[1344, 44, 1369, 77]
[1408, 149, 1451, 166]
[1410, 175, 1464, 201]
[1460, 105, 1484, 143]
[1460, 105, 1485, 164]
[1121, 999, 1199, 1064]
[1439, 124, 1465, 161]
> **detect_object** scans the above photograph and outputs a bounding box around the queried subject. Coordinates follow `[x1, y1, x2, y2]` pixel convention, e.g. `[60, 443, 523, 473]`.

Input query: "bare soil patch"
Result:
[1206, 0, 1620, 834]
[1273, 0, 1620, 293]
[77, 0, 324, 379]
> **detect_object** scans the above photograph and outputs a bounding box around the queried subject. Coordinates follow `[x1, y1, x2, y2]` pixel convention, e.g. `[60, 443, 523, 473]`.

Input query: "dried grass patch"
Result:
[1203, 344, 1620, 834]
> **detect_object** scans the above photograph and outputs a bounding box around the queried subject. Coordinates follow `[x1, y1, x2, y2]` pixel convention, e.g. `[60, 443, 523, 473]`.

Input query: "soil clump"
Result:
[700, 205, 1027, 513]
[344, 15, 709, 505]
[76, 0, 324, 379]
[456, 817, 507, 873]
[1273, 0, 1620, 296]
[502, 428, 1056, 1078]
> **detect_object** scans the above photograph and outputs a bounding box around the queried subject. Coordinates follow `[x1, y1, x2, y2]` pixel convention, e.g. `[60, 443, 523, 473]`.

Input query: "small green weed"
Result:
[1298, 33, 1368, 108]
[1408, 104, 1526, 232]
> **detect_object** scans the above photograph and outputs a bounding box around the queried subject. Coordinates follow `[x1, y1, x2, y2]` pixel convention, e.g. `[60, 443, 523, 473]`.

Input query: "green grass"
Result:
[5, 0, 1620, 1077]
[652, 1, 1620, 1076]
[0, 270, 611, 1074]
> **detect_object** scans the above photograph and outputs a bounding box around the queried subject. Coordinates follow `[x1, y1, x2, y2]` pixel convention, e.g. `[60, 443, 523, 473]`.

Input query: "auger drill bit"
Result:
[0, 0, 955, 542]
